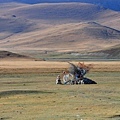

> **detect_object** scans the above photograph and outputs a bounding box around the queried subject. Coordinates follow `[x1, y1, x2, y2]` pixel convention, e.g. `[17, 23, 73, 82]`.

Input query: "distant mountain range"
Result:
[0, 2, 120, 59]
[0, 0, 120, 11]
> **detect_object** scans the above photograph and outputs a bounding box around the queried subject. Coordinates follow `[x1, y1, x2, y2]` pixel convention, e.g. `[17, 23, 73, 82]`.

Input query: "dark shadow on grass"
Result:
[108, 115, 120, 118]
[2, 81, 43, 84]
[0, 117, 12, 120]
[0, 90, 54, 97]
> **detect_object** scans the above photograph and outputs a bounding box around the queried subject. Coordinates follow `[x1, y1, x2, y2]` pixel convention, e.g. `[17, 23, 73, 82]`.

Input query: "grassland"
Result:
[0, 60, 120, 120]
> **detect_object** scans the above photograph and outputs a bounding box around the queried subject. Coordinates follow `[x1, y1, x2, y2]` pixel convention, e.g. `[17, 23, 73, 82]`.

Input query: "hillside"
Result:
[0, 50, 32, 59]
[0, 3, 120, 33]
[0, 22, 120, 52]
[0, 0, 120, 11]
[0, 2, 120, 57]
[1, 3, 119, 23]
[95, 45, 120, 59]
[0, 3, 120, 29]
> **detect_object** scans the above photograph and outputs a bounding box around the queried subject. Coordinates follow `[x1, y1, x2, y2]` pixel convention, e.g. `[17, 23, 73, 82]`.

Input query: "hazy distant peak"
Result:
[0, 0, 120, 11]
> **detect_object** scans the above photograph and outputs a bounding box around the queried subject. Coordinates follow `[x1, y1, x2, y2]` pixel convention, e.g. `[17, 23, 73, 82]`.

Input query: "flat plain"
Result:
[0, 60, 120, 120]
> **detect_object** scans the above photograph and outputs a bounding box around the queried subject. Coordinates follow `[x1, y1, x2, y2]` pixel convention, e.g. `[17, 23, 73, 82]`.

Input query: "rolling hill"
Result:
[0, 3, 120, 34]
[0, 2, 120, 58]
[0, 22, 120, 52]
[0, 0, 120, 11]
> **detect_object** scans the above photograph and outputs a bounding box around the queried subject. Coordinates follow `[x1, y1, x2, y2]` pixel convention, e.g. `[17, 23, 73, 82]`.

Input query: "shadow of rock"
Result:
[83, 77, 97, 84]
[109, 115, 120, 118]
[0, 90, 53, 97]
[0, 117, 12, 120]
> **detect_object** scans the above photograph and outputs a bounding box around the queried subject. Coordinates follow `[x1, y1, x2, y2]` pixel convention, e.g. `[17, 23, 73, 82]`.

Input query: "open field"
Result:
[0, 60, 120, 120]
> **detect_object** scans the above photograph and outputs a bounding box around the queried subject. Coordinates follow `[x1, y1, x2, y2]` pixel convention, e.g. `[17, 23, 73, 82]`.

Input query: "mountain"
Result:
[0, 2, 120, 55]
[0, 3, 120, 33]
[0, 0, 120, 11]
[0, 22, 120, 52]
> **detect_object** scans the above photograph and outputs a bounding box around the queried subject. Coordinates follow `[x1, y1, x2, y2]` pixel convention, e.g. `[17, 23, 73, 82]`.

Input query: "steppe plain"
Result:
[0, 60, 120, 120]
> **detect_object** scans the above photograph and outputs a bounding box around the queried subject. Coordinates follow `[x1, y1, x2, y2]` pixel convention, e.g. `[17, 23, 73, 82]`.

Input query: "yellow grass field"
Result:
[0, 60, 120, 73]
[0, 60, 120, 120]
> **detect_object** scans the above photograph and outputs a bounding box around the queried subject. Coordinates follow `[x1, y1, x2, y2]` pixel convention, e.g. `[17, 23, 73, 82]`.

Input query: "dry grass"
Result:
[0, 60, 120, 120]
[0, 60, 120, 73]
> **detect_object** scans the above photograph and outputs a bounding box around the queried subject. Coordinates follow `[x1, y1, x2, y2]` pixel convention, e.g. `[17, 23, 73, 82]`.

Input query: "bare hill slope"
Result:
[5, 3, 112, 21]
[0, 0, 120, 11]
[0, 3, 120, 30]
[0, 22, 120, 52]
[0, 3, 120, 53]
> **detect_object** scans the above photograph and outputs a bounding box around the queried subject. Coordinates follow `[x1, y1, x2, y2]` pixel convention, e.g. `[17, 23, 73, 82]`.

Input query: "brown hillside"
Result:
[0, 22, 120, 52]
[0, 50, 33, 60]
[0, 3, 120, 33]
[5, 3, 113, 21]
[0, 2, 120, 53]
[96, 45, 120, 58]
